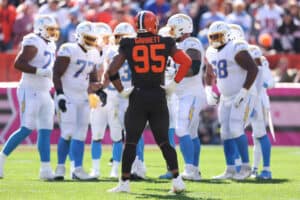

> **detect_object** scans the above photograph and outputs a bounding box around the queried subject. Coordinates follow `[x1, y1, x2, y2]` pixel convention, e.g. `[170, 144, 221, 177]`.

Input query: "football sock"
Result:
[235, 134, 249, 163]
[136, 136, 144, 162]
[192, 137, 201, 167]
[223, 138, 236, 165]
[235, 153, 242, 172]
[112, 141, 123, 162]
[168, 128, 176, 148]
[252, 136, 262, 169]
[37, 129, 51, 162]
[57, 137, 70, 164]
[70, 139, 84, 168]
[179, 135, 194, 165]
[2, 127, 31, 156]
[91, 140, 102, 160]
[259, 134, 271, 169]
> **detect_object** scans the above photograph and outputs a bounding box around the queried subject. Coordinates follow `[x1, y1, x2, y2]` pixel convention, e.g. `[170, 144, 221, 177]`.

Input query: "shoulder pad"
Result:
[22, 33, 40, 47]
[181, 37, 203, 51]
[57, 43, 73, 57]
[248, 45, 262, 59]
[232, 40, 248, 54]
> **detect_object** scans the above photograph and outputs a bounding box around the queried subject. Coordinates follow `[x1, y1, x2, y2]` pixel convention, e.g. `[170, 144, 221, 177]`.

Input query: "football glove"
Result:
[95, 89, 107, 107]
[119, 87, 134, 99]
[36, 68, 52, 78]
[233, 88, 248, 108]
[88, 94, 100, 109]
[57, 94, 67, 112]
[205, 86, 219, 106]
[161, 79, 177, 96]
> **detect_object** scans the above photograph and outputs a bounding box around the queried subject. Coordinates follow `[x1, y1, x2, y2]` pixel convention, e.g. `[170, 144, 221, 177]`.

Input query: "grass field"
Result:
[0, 145, 299, 200]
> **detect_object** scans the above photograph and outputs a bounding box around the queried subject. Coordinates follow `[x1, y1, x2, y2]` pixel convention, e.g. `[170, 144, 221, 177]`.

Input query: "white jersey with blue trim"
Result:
[57, 43, 101, 101]
[175, 37, 205, 97]
[206, 40, 252, 97]
[19, 33, 56, 91]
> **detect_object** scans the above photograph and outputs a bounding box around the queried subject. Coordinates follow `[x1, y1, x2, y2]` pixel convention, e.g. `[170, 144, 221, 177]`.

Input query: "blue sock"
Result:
[136, 136, 144, 161]
[91, 140, 102, 160]
[168, 128, 175, 148]
[179, 135, 194, 165]
[223, 138, 236, 165]
[57, 137, 70, 164]
[70, 139, 84, 168]
[192, 137, 201, 167]
[259, 135, 271, 167]
[112, 141, 123, 162]
[235, 134, 249, 163]
[37, 129, 51, 162]
[2, 127, 32, 156]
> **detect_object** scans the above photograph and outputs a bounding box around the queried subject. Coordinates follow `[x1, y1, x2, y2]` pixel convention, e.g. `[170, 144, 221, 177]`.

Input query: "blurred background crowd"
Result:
[0, 0, 300, 144]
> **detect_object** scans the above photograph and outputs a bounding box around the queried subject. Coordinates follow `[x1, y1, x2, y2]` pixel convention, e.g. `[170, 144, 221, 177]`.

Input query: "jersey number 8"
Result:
[212, 59, 228, 79]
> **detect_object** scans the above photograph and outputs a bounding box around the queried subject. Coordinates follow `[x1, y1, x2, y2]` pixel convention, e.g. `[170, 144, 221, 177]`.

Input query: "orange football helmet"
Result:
[135, 10, 158, 34]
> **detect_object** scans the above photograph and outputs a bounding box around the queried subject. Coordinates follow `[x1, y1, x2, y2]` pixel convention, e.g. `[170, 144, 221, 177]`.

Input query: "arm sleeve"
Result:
[172, 50, 192, 83]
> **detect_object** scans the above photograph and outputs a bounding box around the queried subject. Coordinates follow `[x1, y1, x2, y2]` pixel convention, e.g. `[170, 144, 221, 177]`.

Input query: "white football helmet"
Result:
[167, 13, 193, 39]
[94, 22, 112, 46]
[207, 21, 231, 49]
[248, 44, 262, 59]
[113, 22, 135, 44]
[33, 15, 59, 42]
[75, 21, 98, 50]
[228, 23, 245, 41]
[158, 26, 171, 37]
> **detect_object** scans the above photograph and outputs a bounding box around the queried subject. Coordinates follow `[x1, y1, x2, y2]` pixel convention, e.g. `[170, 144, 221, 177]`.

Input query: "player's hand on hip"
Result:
[95, 89, 107, 106]
[234, 88, 248, 108]
[89, 82, 103, 92]
[205, 86, 219, 106]
[119, 87, 134, 99]
[36, 68, 52, 78]
[161, 79, 177, 96]
[57, 94, 67, 112]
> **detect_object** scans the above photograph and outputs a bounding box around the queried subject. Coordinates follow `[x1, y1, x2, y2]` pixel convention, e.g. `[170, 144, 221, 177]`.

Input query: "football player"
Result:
[0, 15, 59, 180]
[107, 10, 191, 193]
[53, 21, 104, 180]
[166, 14, 206, 181]
[205, 21, 258, 180]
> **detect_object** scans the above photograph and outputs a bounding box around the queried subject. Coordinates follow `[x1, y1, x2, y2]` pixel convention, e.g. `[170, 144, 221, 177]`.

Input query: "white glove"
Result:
[119, 87, 134, 99]
[205, 86, 219, 106]
[165, 67, 176, 80]
[36, 68, 52, 78]
[161, 79, 177, 96]
[234, 88, 248, 108]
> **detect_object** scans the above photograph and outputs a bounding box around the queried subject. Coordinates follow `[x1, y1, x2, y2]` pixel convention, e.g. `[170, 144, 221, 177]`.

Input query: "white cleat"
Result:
[192, 168, 202, 181]
[213, 168, 236, 180]
[170, 176, 185, 194]
[54, 165, 66, 180]
[110, 166, 119, 178]
[72, 167, 97, 181]
[181, 164, 194, 180]
[40, 167, 55, 181]
[108, 179, 130, 193]
[89, 169, 100, 179]
[132, 160, 146, 179]
[233, 165, 251, 180]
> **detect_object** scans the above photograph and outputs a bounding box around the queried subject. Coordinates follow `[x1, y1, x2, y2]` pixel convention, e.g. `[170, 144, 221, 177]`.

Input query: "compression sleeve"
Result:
[172, 50, 192, 83]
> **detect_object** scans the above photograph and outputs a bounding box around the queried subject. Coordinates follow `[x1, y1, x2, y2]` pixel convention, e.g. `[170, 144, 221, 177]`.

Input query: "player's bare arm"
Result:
[107, 52, 126, 92]
[53, 56, 70, 93]
[235, 51, 258, 90]
[89, 67, 103, 92]
[204, 63, 216, 86]
[185, 48, 201, 77]
[14, 46, 38, 73]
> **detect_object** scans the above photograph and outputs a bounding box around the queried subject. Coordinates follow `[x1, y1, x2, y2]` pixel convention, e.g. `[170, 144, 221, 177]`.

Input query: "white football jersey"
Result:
[175, 37, 205, 97]
[19, 33, 56, 91]
[58, 43, 101, 101]
[206, 40, 250, 97]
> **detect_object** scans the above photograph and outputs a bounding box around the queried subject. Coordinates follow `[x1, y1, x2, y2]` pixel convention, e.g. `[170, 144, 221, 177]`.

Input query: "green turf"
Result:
[0, 145, 299, 200]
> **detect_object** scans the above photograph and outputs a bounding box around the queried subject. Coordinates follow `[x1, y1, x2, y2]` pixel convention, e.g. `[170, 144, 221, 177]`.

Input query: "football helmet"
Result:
[135, 10, 158, 34]
[75, 21, 98, 50]
[248, 44, 262, 59]
[33, 15, 59, 42]
[158, 26, 171, 37]
[228, 23, 245, 41]
[167, 13, 193, 39]
[94, 22, 112, 46]
[113, 22, 135, 44]
[207, 21, 231, 49]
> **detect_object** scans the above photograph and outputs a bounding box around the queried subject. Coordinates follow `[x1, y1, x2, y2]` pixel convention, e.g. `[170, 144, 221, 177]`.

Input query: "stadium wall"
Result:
[0, 83, 299, 146]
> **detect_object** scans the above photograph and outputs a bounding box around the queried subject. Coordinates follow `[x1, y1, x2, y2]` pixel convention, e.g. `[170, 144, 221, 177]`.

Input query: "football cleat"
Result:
[256, 170, 272, 180]
[72, 167, 97, 181]
[212, 167, 236, 180]
[170, 176, 185, 194]
[131, 159, 146, 179]
[54, 165, 66, 180]
[107, 179, 130, 193]
[40, 167, 55, 181]
[89, 169, 100, 179]
[250, 167, 258, 178]
[110, 164, 119, 178]
[159, 171, 173, 179]
[233, 165, 251, 180]
[192, 168, 202, 181]
[181, 164, 194, 180]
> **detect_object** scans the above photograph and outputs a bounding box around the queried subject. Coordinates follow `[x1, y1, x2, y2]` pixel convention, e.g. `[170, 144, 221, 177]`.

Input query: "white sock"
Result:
[41, 162, 51, 169]
[70, 161, 75, 172]
[227, 165, 235, 172]
[253, 137, 262, 169]
[92, 159, 100, 171]
[263, 166, 270, 171]
[0, 152, 7, 164]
